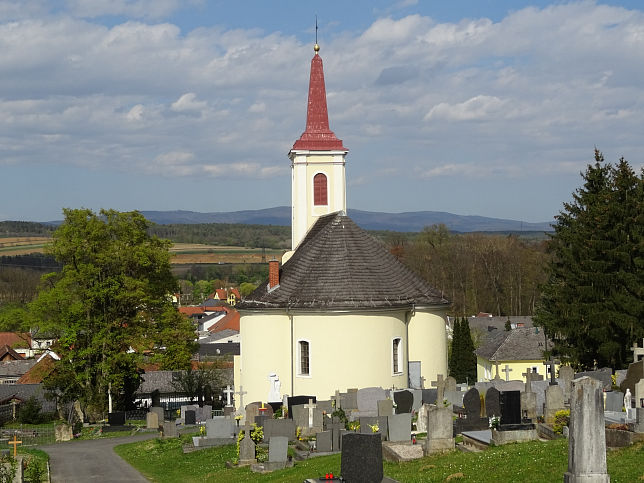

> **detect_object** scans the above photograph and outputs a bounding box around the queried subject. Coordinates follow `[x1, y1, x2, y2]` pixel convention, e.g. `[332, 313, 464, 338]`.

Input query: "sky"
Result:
[1, 0, 644, 223]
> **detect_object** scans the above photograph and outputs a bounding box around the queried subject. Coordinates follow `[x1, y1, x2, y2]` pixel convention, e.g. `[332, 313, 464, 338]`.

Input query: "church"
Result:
[234, 43, 450, 408]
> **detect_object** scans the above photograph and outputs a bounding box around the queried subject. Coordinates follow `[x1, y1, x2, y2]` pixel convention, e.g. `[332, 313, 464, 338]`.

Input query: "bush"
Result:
[24, 457, 46, 483]
[553, 409, 570, 434]
[18, 397, 44, 425]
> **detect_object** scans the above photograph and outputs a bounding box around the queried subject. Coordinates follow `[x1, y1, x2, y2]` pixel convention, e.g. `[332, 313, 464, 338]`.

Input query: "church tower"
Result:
[288, 44, 348, 252]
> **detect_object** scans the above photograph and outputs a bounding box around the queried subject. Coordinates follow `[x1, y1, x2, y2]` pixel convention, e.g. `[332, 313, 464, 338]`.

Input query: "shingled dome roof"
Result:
[239, 212, 449, 310]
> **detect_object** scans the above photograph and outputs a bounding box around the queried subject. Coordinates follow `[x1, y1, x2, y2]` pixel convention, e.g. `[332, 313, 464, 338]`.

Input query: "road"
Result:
[41, 433, 158, 483]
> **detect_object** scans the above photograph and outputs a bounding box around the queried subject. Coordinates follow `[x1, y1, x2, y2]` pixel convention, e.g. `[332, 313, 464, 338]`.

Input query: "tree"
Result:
[449, 317, 477, 383]
[28, 209, 197, 418]
[535, 151, 644, 369]
[171, 362, 226, 406]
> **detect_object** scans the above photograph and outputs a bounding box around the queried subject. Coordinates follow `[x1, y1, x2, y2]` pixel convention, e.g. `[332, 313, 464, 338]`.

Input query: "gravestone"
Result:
[500, 391, 522, 426]
[151, 389, 161, 407]
[55, 424, 73, 442]
[604, 391, 624, 412]
[316, 430, 333, 452]
[431, 374, 446, 403]
[411, 389, 422, 412]
[421, 388, 437, 405]
[408, 361, 422, 389]
[245, 403, 260, 425]
[520, 390, 537, 421]
[201, 404, 212, 421]
[287, 396, 316, 419]
[544, 385, 565, 424]
[454, 388, 489, 434]
[444, 376, 457, 393]
[239, 432, 256, 464]
[559, 366, 575, 401]
[207, 418, 236, 439]
[263, 419, 296, 441]
[108, 411, 126, 426]
[532, 379, 550, 416]
[356, 387, 387, 417]
[563, 377, 609, 482]
[223, 406, 235, 417]
[377, 399, 393, 417]
[316, 400, 333, 414]
[485, 387, 501, 418]
[416, 404, 429, 433]
[268, 436, 288, 463]
[424, 405, 454, 454]
[343, 390, 358, 411]
[255, 415, 270, 428]
[387, 413, 411, 442]
[576, 368, 613, 391]
[393, 390, 413, 414]
[162, 422, 178, 438]
[150, 406, 164, 423]
[636, 408, 644, 433]
[359, 416, 387, 441]
[635, 379, 644, 408]
[257, 402, 274, 418]
[619, 360, 644, 396]
[341, 433, 382, 483]
[615, 369, 628, 388]
[185, 410, 196, 425]
[444, 390, 464, 408]
[180, 404, 198, 420]
[146, 411, 159, 429]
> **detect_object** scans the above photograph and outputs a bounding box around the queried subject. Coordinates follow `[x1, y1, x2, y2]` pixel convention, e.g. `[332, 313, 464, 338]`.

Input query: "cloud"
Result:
[170, 93, 207, 113]
[424, 95, 508, 122]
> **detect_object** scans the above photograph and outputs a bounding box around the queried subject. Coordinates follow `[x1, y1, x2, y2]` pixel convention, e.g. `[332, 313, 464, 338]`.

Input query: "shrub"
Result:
[553, 409, 570, 434]
[18, 397, 43, 425]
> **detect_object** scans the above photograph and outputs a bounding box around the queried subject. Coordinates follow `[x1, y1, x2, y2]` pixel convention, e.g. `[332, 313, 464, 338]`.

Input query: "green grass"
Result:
[114, 437, 644, 483]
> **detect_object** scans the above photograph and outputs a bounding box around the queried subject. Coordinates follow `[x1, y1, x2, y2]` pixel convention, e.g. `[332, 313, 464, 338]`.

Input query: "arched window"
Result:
[313, 173, 327, 206]
[299, 340, 310, 376]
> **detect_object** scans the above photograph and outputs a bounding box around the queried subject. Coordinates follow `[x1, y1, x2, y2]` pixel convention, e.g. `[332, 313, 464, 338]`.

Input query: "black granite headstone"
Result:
[485, 387, 501, 418]
[463, 388, 482, 418]
[393, 390, 413, 414]
[287, 396, 316, 420]
[341, 432, 383, 483]
[421, 388, 437, 405]
[185, 409, 196, 425]
[268, 401, 282, 413]
[151, 389, 161, 408]
[108, 411, 126, 426]
[500, 391, 521, 426]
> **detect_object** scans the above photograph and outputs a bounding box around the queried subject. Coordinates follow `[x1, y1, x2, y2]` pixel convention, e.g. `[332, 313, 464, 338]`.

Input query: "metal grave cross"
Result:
[223, 385, 234, 406]
[543, 356, 560, 386]
[9, 434, 21, 457]
[502, 365, 513, 382]
[303, 398, 317, 428]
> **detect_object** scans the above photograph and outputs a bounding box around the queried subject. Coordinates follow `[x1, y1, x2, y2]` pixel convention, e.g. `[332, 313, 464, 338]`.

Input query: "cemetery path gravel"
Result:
[40, 433, 158, 483]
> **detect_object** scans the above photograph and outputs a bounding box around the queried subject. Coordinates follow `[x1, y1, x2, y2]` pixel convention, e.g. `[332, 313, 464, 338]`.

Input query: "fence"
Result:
[0, 424, 56, 447]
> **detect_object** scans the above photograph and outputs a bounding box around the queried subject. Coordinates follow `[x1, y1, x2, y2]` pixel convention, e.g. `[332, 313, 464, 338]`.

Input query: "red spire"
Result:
[292, 49, 347, 151]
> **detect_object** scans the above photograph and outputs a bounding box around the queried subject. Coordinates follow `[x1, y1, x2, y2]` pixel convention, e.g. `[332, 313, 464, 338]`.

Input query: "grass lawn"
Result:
[114, 437, 644, 482]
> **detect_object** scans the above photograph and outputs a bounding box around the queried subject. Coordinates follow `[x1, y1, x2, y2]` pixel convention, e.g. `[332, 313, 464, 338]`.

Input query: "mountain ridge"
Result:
[138, 207, 554, 233]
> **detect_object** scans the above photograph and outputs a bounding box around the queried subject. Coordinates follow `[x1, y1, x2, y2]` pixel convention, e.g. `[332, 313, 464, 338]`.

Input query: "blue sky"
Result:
[1, 0, 643, 223]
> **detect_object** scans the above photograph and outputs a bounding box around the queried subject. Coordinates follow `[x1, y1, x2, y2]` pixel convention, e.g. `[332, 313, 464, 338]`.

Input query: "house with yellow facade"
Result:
[475, 327, 557, 383]
[234, 44, 450, 408]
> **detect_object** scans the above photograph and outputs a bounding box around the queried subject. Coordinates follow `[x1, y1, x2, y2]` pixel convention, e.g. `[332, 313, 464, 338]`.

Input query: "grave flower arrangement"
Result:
[489, 416, 500, 429]
[368, 424, 379, 433]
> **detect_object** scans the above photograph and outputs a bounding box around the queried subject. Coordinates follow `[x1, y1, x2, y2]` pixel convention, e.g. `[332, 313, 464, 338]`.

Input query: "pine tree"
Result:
[535, 150, 644, 369]
[461, 317, 478, 383]
[448, 318, 462, 381]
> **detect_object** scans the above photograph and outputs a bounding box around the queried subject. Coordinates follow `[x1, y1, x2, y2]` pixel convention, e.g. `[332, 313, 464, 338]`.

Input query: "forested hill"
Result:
[149, 223, 290, 249]
[140, 207, 554, 233]
[0, 221, 55, 236]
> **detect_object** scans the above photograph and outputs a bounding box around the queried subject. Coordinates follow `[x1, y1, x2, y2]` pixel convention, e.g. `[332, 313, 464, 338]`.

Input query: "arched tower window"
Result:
[313, 173, 327, 206]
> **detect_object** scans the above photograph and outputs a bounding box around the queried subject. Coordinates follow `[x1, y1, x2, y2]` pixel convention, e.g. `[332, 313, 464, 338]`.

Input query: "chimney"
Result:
[268, 259, 280, 289]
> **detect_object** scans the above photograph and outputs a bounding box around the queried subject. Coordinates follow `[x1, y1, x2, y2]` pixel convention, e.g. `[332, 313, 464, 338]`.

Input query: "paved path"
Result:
[41, 433, 158, 483]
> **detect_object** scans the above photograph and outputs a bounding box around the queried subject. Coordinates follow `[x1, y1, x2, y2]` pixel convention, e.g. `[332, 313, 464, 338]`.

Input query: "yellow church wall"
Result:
[477, 356, 559, 383]
[238, 313, 292, 410]
[408, 310, 448, 384]
[238, 310, 423, 408]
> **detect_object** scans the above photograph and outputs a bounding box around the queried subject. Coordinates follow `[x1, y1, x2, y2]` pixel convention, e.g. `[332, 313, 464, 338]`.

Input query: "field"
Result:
[0, 238, 284, 264]
[0, 237, 49, 255]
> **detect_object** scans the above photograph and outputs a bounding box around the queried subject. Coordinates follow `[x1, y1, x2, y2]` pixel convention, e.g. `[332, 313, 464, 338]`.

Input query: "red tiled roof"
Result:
[0, 345, 23, 361]
[17, 355, 56, 384]
[215, 289, 227, 300]
[0, 333, 31, 348]
[178, 306, 205, 316]
[207, 310, 240, 333]
[292, 49, 347, 152]
[229, 288, 241, 299]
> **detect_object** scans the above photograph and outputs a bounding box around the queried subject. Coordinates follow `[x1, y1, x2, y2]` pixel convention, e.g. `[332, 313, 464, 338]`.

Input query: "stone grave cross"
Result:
[420, 376, 426, 389]
[522, 368, 533, 392]
[223, 385, 234, 406]
[543, 356, 560, 386]
[331, 390, 344, 410]
[303, 398, 316, 428]
[9, 434, 21, 457]
[631, 339, 644, 363]
[235, 386, 247, 412]
[432, 374, 446, 402]
[502, 365, 513, 381]
[493, 358, 501, 380]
